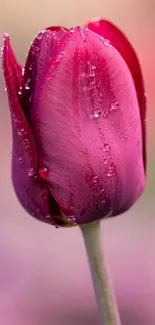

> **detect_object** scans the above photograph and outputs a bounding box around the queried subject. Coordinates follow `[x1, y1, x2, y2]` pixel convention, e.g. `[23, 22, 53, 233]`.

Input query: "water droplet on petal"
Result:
[38, 167, 49, 178]
[89, 80, 96, 90]
[88, 62, 96, 77]
[14, 117, 18, 123]
[20, 128, 26, 134]
[29, 65, 32, 71]
[106, 163, 116, 177]
[27, 167, 35, 177]
[91, 175, 99, 186]
[18, 86, 22, 95]
[110, 102, 119, 112]
[104, 39, 110, 47]
[33, 45, 40, 53]
[103, 159, 108, 165]
[68, 215, 76, 222]
[18, 157, 23, 164]
[100, 189, 105, 193]
[84, 27, 89, 35]
[103, 109, 109, 118]
[119, 133, 122, 139]
[70, 28, 75, 33]
[91, 109, 101, 119]
[124, 130, 128, 141]
[22, 68, 25, 76]
[104, 143, 111, 153]
[25, 77, 31, 90]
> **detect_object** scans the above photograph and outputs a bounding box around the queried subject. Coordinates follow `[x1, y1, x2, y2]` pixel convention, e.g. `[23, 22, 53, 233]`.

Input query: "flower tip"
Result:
[2, 33, 10, 48]
[3, 32, 9, 40]
[1, 33, 10, 62]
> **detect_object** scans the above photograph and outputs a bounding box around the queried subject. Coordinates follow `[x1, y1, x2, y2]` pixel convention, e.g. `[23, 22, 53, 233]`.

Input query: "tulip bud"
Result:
[2, 19, 146, 226]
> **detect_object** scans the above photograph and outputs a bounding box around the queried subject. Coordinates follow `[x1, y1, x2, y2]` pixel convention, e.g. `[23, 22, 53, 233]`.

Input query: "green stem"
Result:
[80, 220, 121, 325]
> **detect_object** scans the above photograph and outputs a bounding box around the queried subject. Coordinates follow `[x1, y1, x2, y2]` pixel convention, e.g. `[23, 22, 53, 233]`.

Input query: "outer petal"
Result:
[2, 34, 53, 223]
[29, 27, 145, 225]
[22, 27, 67, 119]
[87, 19, 146, 169]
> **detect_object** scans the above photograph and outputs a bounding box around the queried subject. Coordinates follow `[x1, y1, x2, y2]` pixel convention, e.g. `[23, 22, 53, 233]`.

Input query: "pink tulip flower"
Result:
[2, 19, 146, 226]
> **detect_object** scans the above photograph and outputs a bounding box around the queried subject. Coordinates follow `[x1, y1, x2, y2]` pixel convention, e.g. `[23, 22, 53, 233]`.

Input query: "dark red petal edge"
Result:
[2, 34, 54, 223]
[87, 19, 146, 170]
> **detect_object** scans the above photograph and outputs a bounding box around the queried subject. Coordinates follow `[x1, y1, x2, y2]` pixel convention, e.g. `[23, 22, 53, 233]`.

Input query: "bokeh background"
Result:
[0, 1, 155, 324]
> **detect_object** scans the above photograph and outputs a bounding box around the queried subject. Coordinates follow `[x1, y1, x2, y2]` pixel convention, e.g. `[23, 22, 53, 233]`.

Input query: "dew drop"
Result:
[103, 109, 109, 118]
[104, 39, 110, 47]
[110, 102, 119, 112]
[103, 159, 108, 165]
[38, 167, 49, 178]
[68, 215, 76, 222]
[27, 167, 35, 177]
[18, 87, 22, 95]
[23, 138, 30, 150]
[25, 77, 31, 90]
[91, 175, 99, 186]
[124, 130, 128, 141]
[104, 143, 111, 153]
[106, 163, 116, 177]
[59, 50, 65, 58]
[88, 62, 96, 77]
[13, 115, 18, 123]
[3, 86, 7, 91]
[99, 188, 105, 198]
[89, 80, 96, 90]
[23, 138, 29, 145]
[18, 157, 23, 164]
[91, 109, 101, 119]
[99, 91, 103, 98]
[70, 28, 75, 33]
[33, 45, 40, 53]
[84, 27, 88, 35]
[20, 128, 25, 134]
[22, 68, 25, 76]
[119, 133, 122, 139]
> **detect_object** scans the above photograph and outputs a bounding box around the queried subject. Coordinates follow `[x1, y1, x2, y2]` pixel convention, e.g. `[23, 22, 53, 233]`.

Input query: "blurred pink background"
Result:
[0, 0, 155, 324]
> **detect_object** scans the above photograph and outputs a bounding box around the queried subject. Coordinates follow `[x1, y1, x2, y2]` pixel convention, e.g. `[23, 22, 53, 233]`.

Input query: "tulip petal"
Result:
[2, 34, 54, 223]
[87, 19, 146, 169]
[30, 27, 145, 225]
[22, 27, 67, 120]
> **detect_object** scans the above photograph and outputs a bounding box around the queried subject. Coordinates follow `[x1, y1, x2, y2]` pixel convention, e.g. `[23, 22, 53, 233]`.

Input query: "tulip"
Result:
[2, 19, 146, 227]
[2, 18, 146, 325]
